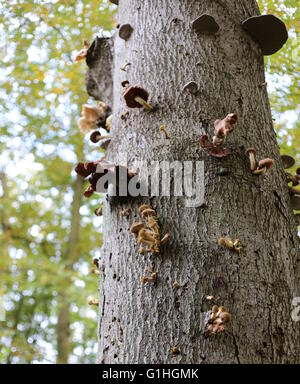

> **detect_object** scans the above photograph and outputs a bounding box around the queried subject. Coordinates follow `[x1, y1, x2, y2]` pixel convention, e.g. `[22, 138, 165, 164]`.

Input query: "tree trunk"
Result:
[94, 0, 300, 363]
[56, 175, 84, 364]
[0, 172, 11, 261]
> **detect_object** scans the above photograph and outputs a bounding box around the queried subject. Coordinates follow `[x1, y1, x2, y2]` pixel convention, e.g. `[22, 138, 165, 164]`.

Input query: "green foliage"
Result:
[258, 0, 299, 162]
[0, 0, 115, 363]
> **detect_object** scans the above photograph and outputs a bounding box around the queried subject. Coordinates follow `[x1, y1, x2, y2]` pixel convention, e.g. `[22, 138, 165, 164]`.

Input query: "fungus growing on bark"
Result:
[183, 81, 198, 95]
[206, 295, 215, 301]
[110, 0, 118, 5]
[242, 15, 288, 56]
[120, 208, 130, 217]
[280, 155, 295, 169]
[121, 80, 130, 88]
[200, 113, 238, 158]
[218, 237, 243, 253]
[90, 131, 101, 143]
[120, 62, 131, 72]
[206, 305, 232, 335]
[130, 222, 144, 237]
[130, 205, 170, 255]
[90, 267, 100, 275]
[160, 125, 169, 139]
[246, 148, 257, 171]
[119, 24, 134, 41]
[88, 297, 99, 306]
[173, 281, 181, 289]
[161, 233, 171, 245]
[291, 195, 300, 210]
[106, 114, 113, 131]
[121, 111, 129, 120]
[78, 101, 111, 134]
[92, 256, 99, 269]
[141, 269, 157, 285]
[77, 117, 95, 134]
[123, 85, 152, 111]
[90, 131, 111, 144]
[286, 173, 299, 187]
[94, 207, 103, 216]
[99, 138, 112, 150]
[192, 15, 220, 34]
[75, 159, 136, 198]
[252, 158, 274, 175]
[74, 40, 90, 62]
[172, 346, 180, 355]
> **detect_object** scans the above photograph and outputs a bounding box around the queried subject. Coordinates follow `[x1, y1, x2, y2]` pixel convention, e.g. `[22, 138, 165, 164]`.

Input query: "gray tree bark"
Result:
[91, 0, 300, 363]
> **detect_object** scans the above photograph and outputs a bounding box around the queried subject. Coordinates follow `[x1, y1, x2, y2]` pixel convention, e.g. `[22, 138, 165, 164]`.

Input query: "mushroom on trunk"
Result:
[192, 14, 219, 35]
[242, 14, 288, 55]
[123, 85, 152, 111]
[291, 195, 300, 210]
[119, 24, 133, 41]
[75, 159, 136, 198]
[281, 154, 295, 170]
[253, 158, 274, 175]
[246, 148, 257, 171]
[89, 130, 111, 144]
[200, 113, 238, 158]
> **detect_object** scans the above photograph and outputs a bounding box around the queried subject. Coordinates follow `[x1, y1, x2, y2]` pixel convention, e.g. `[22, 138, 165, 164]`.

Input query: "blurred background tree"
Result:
[0, 0, 116, 364]
[0, 0, 298, 363]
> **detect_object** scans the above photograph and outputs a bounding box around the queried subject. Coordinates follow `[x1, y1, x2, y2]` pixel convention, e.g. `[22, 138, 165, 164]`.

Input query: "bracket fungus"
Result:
[206, 305, 232, 335]
[242, 14, 288, 55]
[74, 40, 90, 62]
[281, 155, 299, 186]
[183, 81, 198, 95]
[291, 195, 300, 210]
[281, 154, 295, 170]
[218, 237, 243, 253]
[130, 204, 170, 255]
[123, 83, 153, 111]
[75, 159, 136, 198]
[192, 14, 220, 35]
[200, 113, 238, 158]
[119, 24, 134, 41]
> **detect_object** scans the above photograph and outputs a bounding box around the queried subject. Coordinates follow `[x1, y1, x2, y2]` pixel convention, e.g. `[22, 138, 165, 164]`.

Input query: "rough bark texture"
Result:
[91, 0, 300, 363]
[56, 175, 84, 364]
[86, 37, 114, 106]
